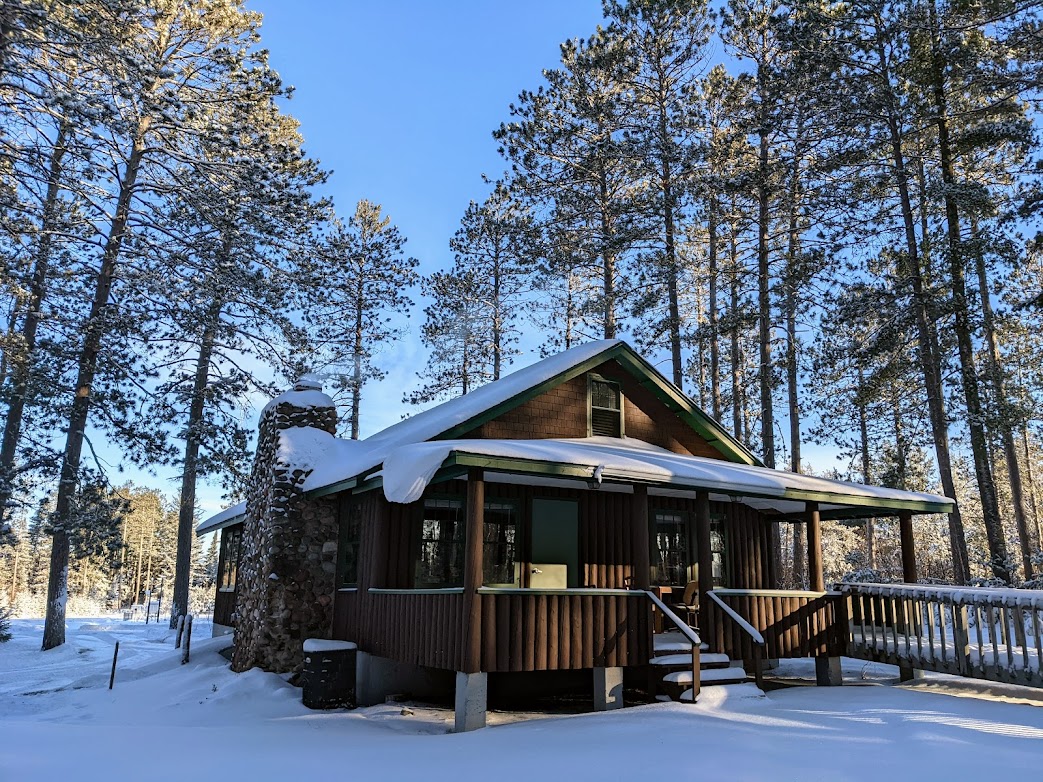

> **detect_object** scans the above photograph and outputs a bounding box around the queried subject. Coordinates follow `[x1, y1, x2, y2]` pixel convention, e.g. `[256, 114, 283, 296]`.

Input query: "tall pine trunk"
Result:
[707, 193, 721, 420]
[728, 215, 743, 440]
[926, 1, 1009, 583]
[42, 123, 147, 650]
[970, 219, 1035, 578]
[170, 295, 223, 627]
[756, 110, 774, 468]
[872, 18, 969, 583]
[0, 121, 69, 527]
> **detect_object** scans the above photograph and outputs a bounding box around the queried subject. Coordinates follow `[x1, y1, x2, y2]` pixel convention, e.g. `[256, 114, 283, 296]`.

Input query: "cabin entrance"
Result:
[529, 498, 579, 588]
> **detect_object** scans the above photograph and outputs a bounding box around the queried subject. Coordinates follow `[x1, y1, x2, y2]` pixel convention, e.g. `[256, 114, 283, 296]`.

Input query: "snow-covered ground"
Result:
[3, 618, 1043, 781]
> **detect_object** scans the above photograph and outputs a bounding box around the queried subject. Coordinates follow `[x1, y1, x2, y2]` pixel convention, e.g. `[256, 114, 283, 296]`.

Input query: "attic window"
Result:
[589, 376, 623, 438]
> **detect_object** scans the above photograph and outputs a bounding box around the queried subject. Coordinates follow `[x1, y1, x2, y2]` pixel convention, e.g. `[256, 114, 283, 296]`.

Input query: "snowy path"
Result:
[3, 618, 1043, 781]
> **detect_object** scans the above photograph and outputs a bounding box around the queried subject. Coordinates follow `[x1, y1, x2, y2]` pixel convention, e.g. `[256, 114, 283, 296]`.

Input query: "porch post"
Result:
[456, 468, 487, 732]
[695, 490, 713, 610]
[898, 512, 918, 583]
[896, 510, 919, 683]
[462, 468, 484, 674]
[806, 501, 824, 592]
[632, 484, 650, 590]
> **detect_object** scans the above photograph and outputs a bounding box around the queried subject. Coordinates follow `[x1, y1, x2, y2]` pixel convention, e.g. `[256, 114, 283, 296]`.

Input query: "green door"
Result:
[530, 498, 580, 588]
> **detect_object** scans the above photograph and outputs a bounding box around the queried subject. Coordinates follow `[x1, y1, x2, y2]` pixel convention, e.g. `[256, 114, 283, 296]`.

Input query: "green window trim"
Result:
[588, 373, 624, 438]
[218, 526, 242, 592]
[414, 495, 521, 589]
[337, 498, 363, 588]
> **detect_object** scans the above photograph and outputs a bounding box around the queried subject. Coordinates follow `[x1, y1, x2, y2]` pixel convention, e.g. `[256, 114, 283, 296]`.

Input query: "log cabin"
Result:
[197, 339, 953, 730]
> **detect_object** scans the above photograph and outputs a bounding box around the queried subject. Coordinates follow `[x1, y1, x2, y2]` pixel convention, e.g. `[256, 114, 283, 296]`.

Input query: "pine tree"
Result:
[409, 267, 494, 405]
[42, 0, 282, 649]
[448, 182, 536, 380]
[302, 200, 418, 439]
[496, 30, 644, 341]
[606, 0, 712, 389]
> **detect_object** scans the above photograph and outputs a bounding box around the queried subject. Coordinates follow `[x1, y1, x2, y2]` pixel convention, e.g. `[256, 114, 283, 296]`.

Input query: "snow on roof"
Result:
[380, 436, 954, 513]
[365, 340, 621, 449]
[292, 339, 624, 493]
[195, 501, 246, 536]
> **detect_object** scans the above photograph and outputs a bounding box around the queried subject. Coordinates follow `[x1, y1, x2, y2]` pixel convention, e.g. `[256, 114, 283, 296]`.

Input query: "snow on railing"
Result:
[844, 582, 1043, 688]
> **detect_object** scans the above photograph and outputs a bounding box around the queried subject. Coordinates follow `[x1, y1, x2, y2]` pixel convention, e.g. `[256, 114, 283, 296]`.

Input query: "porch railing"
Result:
[844, 582, 1043, 688]
[704, 588, 847, 667]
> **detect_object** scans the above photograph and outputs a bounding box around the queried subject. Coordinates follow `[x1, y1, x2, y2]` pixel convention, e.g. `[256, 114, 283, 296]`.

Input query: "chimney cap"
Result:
[293, 374, 323, 392]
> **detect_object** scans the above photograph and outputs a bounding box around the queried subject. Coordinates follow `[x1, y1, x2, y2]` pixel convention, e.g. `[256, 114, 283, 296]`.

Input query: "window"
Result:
[649, 511, 728, 587]
[483, 501, 519, 586]
[589, 376, 623, 437]
[652, 511, 690, 586]
[710, 517, 727, 587]
[414, 497, 520, 588]
[416, 498, 466, 588]
[219, 526, 242, 591]
[338, 499, 363, 588]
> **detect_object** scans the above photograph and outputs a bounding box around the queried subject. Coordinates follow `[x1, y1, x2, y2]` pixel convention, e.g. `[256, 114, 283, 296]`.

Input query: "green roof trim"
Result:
[441, 452, 951, 516]
[433, 341, 762, 467]
[305, 476, 357, 499]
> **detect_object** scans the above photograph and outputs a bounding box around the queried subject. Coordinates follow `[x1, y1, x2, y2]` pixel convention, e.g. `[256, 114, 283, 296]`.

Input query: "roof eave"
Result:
[443, 452, 952, 516]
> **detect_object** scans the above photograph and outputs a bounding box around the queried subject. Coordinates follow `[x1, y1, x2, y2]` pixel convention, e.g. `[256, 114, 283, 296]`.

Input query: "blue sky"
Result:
[250, 0, 611, 437]
[167, 1, 611, 514]
[122, 1, 845, 517]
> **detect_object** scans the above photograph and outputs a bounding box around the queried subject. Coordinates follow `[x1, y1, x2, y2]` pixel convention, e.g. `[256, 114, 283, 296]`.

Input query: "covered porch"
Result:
[330, 436, 952, 729]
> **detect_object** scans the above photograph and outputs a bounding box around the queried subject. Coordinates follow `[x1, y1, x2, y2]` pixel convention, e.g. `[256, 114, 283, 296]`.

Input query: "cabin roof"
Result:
[362, 339, 760, 465]
[197, 339, 761, 535]
[374, 436, 954, 517]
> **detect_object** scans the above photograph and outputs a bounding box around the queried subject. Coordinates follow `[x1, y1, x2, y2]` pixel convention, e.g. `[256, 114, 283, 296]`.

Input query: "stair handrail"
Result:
[707, 590, 765, 689]
[643, 589, 702, 703]
[707, 591, 765, 644]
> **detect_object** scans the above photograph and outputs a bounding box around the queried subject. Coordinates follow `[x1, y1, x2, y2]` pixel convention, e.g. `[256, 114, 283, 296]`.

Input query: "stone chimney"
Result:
[231, 377, 339, 673]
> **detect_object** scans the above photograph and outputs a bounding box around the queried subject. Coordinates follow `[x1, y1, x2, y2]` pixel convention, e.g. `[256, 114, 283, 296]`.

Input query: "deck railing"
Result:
[704, 588, 847, 667]
[844, 583, 1043, 688]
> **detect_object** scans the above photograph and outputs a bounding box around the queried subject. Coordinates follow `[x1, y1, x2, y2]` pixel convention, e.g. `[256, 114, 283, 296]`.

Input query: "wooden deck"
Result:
[845, 583, 1043, 689]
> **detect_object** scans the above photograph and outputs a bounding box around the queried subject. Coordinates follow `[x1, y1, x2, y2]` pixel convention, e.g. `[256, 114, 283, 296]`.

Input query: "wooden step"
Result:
[663, 667, 748, 686]
[652, 633, 709, 655]
[649, 652, 730, 668]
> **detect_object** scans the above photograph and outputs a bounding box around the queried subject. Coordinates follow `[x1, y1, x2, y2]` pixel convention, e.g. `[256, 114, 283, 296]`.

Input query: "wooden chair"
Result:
[674, 580, 700, 629]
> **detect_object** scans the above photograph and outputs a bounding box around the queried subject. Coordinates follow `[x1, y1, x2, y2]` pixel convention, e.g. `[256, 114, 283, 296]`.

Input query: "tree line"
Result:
[1, 0, 1043, 650]
[413, 0, 1043, 590]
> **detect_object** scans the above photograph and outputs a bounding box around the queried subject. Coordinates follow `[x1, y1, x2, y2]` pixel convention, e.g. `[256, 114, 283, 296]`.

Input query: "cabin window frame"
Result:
[413, 494, 521, 589]
[587, 373, 624, 438]
[336, 497, 364, 589]
[650, 509, 692, 587]
[218, 526, 242, 592]
[649, 509, 729, 588]
[709, 514, 728, 587]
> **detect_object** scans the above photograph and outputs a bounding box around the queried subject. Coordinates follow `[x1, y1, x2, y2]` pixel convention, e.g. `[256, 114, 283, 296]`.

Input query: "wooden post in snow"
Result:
[109, 641, 120, 689]
[181, 614, 193, 665]
[175, 614, 185, 649]
[899, 512, 918, 583]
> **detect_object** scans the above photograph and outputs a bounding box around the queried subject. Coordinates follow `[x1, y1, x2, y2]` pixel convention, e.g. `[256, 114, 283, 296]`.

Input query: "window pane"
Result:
[416, 499, 465, 588]
[591, 380, 620, 410]
[483, 501, 518, 586]
[652, 511, 689, 586]
[710, 518, 727, 587]
[220, 527, 241, 590]
[338, 501, 363, 587]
